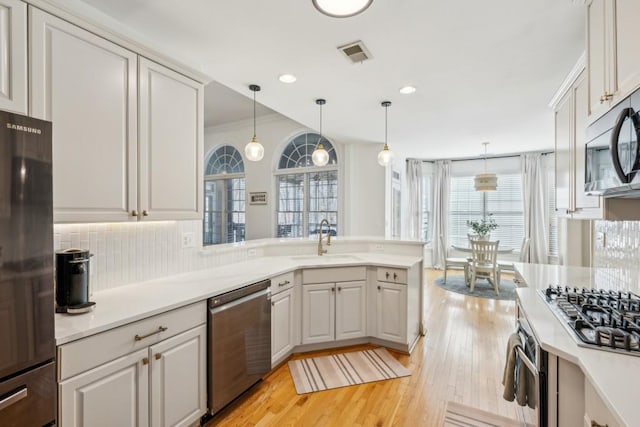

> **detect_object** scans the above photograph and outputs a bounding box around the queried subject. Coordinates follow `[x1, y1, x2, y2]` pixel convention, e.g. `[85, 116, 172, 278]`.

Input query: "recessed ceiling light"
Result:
[399, 86, 416, 94]
[279, 74, 297, 83]
[312, 0, 373, 18]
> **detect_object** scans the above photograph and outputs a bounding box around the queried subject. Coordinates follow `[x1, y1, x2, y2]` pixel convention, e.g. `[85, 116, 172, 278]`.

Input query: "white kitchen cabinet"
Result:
[29, 8, 203, 223]
[29, 7, 138, 223]
[58, 302, 207, 427]
[584, 378, 621, 427]
[138, 58, 203, 221]
[555, 90, 572, 213]
[587, 0, 640, 122]
[375, 281, 407, 343]
[335, 280, 366, 341]
[301, 282, 335, 344]
[149, 325, 206, 427]
[271, 288, 294, 365]
[0, 0, 27, 114]
[59, 348, 150, 427]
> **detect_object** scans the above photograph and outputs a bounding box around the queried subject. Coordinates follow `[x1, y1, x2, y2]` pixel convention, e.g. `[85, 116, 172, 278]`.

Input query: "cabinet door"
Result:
[376, 281, 407, 344]
[573, 72, 599, 210]
[138, 58, 203, 221]
[301, 283, 335, 344]
[614, 0, 640, 100]
[59, 348, 149, 427]
[29, 7, 138, 223]
[587, 0, 610, 119]
[0, 0, 26, 114]
[555, 91, 572, 213]
[271, 288, 294, 365]
[149, 325, 206, 427]
[335, 280, 366, 340]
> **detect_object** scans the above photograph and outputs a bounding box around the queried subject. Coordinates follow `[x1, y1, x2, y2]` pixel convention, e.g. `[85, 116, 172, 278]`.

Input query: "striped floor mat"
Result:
[444, 401, 524, 427]
[287, 347, 410, 394]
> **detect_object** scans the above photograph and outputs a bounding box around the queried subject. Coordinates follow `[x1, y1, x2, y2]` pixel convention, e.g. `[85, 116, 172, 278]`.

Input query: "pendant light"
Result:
[474, 142, 498, 191]
[312, 0, 373, 18]
[244, 84, 264, 162]
[312, 99, 329, 167]
[377, 101, 394, 166]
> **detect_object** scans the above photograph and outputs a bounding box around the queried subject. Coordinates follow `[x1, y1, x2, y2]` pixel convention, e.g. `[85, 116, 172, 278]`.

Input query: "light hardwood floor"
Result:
[206, 269, 521, 426]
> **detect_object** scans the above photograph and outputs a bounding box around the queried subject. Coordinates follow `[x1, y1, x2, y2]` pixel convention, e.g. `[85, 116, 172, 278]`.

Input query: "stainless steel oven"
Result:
[516, 300, 548, 427]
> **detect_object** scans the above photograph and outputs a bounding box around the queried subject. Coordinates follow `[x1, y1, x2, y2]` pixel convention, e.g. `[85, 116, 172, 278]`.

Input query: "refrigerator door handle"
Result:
[0, 386, 27, 411]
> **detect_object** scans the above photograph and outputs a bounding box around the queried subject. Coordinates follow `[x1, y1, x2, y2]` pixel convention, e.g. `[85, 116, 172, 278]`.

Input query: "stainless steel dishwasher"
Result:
[208, 279, 271, 415]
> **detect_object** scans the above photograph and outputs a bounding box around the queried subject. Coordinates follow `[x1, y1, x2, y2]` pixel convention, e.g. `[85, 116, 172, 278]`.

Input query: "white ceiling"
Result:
[203, 80, 275, 128]
[76, 0, 585, 159]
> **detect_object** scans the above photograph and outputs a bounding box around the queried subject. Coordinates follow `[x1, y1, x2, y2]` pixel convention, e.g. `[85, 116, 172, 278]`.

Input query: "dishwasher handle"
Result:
[209, 287, 270, 314]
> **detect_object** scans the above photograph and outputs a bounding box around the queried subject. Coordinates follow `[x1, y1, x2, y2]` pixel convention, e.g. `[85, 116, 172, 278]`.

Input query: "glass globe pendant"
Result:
[377, 101, 394, 166]
[244, 84, 264, 162]
[312, 99, 329, 167]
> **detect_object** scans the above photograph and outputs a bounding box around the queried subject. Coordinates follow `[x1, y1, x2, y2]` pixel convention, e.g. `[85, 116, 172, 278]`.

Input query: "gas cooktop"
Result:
[539, 285, 640, 356]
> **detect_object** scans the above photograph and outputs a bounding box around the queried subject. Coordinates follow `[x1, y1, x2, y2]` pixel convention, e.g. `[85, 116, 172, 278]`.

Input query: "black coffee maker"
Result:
[55, 248, 95, 314]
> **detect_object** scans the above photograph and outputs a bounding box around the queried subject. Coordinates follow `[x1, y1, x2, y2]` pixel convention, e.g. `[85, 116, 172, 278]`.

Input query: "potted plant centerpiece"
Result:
[467, 214, 498, 240]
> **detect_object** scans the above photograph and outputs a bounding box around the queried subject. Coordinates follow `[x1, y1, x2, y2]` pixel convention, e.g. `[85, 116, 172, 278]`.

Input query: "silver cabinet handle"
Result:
[134, 326, 168, 341]
[0, 387, 27, 411]
[278, 280, 290, 287]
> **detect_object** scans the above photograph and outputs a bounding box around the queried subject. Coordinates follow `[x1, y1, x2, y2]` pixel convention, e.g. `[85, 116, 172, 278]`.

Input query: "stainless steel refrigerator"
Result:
[0, 111, 55, 426]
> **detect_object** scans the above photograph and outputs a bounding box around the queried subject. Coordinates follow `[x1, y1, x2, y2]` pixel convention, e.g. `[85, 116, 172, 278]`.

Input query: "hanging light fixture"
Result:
[474, 142, 498, 191]
[377, 101, 394, 166]
[244, 84, 264, 162]
[312, 0, 373, 18]
[311, 99, 330, 167]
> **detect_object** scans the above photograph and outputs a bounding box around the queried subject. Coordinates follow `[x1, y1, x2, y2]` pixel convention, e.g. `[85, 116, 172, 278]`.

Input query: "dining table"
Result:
[451, 244, 514, 254]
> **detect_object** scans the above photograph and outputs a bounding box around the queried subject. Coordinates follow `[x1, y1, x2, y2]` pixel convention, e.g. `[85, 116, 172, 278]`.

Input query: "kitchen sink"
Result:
[290, 254, 361, 262]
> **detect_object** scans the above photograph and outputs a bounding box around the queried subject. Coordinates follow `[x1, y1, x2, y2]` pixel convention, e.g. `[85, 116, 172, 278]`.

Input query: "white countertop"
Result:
[55, 252, 422, 346]
[515, 263, 639, 427]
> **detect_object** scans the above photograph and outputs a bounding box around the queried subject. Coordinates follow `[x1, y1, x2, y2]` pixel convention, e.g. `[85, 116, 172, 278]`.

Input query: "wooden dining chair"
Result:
[469, 239, 500, 295]
[439, 235, 469, 284]
[497, 237, 530, 284]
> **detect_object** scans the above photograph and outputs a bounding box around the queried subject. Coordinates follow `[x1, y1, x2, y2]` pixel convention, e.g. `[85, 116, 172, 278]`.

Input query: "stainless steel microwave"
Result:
[585, 88, 640, 197]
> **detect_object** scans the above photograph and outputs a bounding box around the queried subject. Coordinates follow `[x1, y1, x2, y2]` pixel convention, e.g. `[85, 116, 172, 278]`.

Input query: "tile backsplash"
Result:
[54, 221, 254, 293]
[593, 220, 640, 289]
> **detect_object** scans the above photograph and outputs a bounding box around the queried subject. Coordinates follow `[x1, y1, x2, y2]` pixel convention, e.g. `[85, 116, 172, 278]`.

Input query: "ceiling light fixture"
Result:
[474, 142, 498, 191]
[312, 99, 329, 167]
[312, 0, 373, 18]
[279, 74, 297, 83]
[399, 86, 416, 94]
[377, 101, 394, 166]
[244, 84, 264, 162]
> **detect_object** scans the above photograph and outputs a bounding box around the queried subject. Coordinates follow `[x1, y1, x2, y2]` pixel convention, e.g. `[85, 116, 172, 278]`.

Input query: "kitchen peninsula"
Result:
[515, 262, 639, 427]
[54, 238, 424, 427]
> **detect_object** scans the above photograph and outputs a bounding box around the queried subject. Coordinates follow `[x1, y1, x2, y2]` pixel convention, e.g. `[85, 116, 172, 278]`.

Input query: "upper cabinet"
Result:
[29, 7, 203, 223]
[0, 0, 27, 114]
[587, 0, 640, 122]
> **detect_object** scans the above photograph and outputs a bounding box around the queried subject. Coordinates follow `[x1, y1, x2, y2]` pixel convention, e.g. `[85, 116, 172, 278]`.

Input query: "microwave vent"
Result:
[338, 41, 372, 64]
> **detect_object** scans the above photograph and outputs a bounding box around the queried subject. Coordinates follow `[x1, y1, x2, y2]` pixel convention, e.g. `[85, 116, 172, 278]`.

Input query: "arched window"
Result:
[276, 133, 339, 238]
[203, 145, 245, 245]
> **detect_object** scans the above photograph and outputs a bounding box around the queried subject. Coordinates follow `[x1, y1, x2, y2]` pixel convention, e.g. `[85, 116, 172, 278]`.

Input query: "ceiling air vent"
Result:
[338, 41, 372, 64]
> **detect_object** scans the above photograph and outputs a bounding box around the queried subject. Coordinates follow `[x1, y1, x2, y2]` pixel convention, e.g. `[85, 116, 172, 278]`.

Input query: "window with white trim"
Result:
[203, 145, 245, 245]
[276, 133, 338, 238]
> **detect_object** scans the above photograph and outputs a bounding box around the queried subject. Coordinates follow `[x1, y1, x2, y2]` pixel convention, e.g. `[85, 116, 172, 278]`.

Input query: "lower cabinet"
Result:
[375, 281, 407, 344]
[271, 288, 294, 364]
[584, 379, 620, 427]
[301, 280, 366, 344]
[58, 303, 207, 427]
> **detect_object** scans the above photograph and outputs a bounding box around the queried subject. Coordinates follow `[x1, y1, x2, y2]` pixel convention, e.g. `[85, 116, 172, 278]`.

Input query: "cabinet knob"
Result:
[142, 357, 149, 365]
[393, 273, 398, 280]
[132, 210, 138, 217]
[271, 301, 275, 306]
[142, 210, 149, 216]
[338, 286, 342, 292]
[331, 287, 335, 293]
[377, 285, 381, 290]
[154, 353, 161, 360]
[591, 421, 608, 427]
[385, 272, 390, 279]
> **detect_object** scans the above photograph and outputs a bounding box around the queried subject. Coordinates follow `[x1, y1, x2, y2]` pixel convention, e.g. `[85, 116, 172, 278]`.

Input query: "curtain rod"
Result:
[407, 150, 553, 163]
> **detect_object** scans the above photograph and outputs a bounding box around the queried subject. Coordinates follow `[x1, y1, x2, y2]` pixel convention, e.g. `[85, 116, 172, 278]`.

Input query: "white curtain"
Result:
[430, 160, 451, 268]
[406, 159, 423, 241]
[521, 153, 548, 263]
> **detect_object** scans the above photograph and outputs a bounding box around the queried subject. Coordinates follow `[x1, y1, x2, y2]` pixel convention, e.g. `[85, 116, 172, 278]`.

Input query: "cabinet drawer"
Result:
[377, 267, 407, 284]
[302, 267, 366, 284]
[58, 301, 206, 381]
[271, 271, 294, 293]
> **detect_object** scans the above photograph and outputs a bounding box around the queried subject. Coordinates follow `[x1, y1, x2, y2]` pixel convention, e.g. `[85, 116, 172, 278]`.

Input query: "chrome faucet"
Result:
[317, 219, 331, 256]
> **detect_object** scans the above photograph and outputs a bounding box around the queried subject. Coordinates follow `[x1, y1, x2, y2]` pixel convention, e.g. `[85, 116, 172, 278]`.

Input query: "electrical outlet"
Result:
[595, 231, 606, 248]
[373, 244, 384, 252]
[181, 232, 195, 248]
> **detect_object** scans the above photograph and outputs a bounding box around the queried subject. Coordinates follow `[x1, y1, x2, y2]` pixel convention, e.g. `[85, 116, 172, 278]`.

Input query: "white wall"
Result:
[204, 114, 386, 239]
